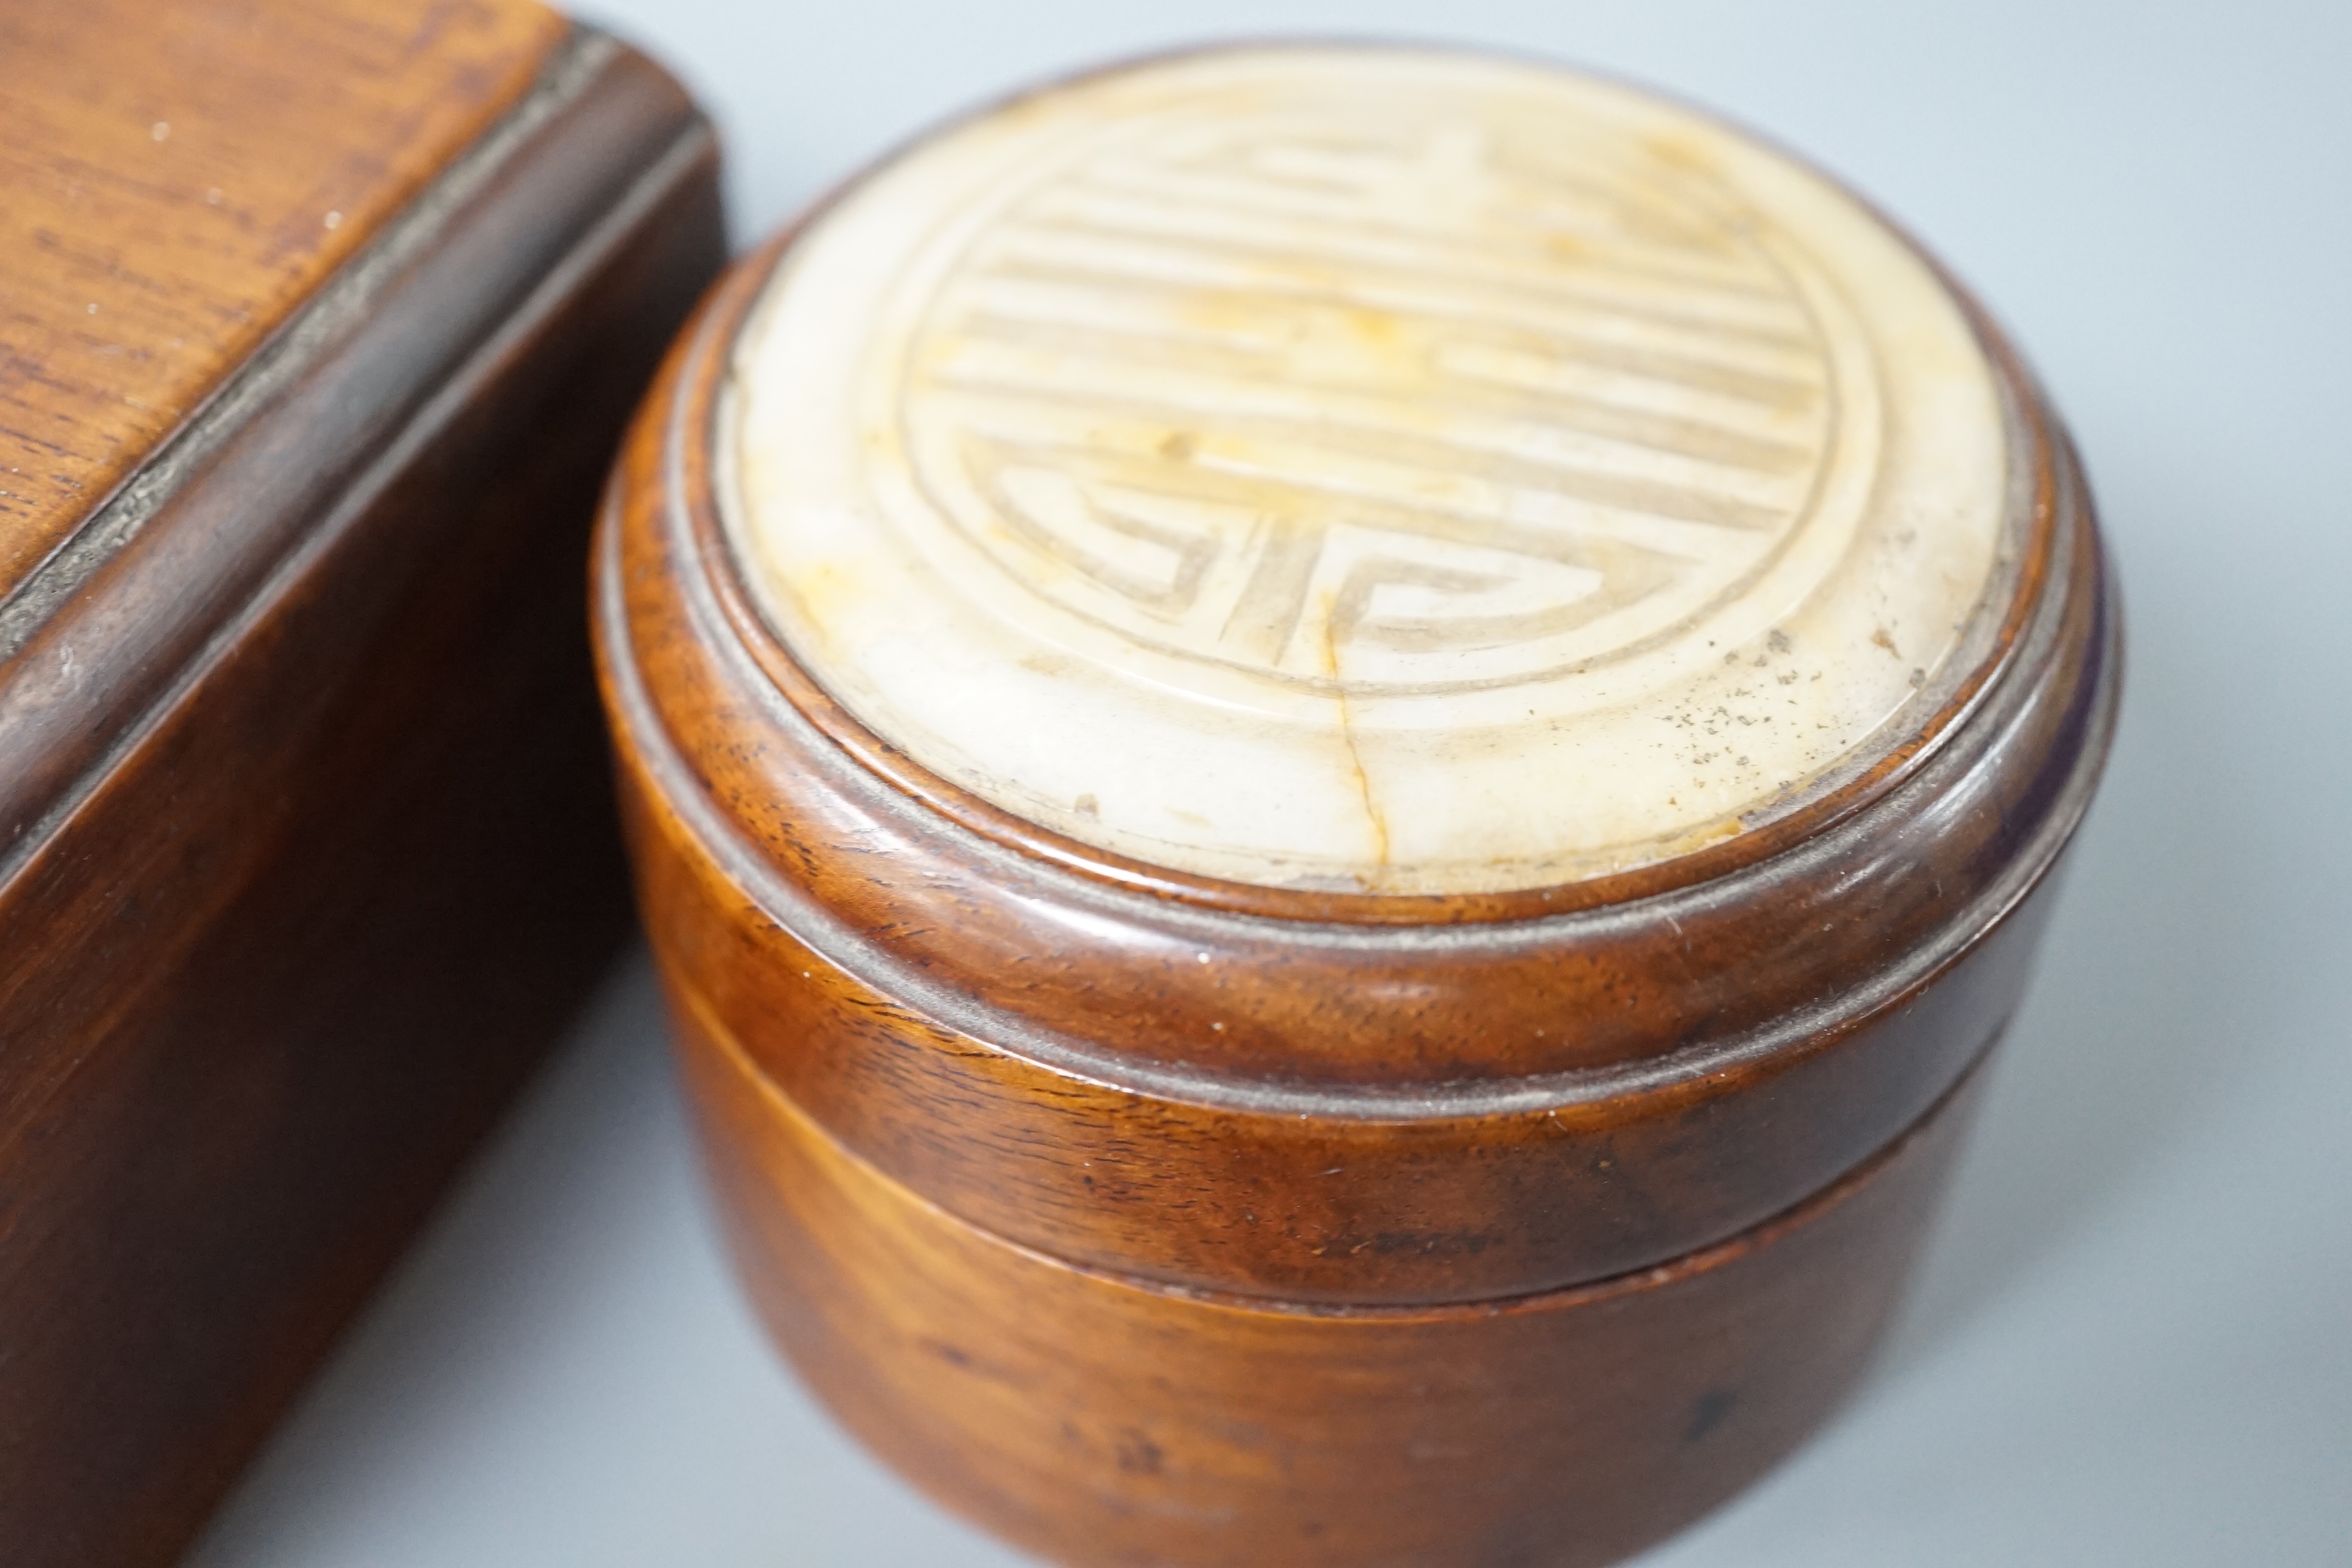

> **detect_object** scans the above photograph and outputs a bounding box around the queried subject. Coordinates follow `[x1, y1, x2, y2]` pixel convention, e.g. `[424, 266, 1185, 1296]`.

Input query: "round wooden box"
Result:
[595, 44, 2118, 1568]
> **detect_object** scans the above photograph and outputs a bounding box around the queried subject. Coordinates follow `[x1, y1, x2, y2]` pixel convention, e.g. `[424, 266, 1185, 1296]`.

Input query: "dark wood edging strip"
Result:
[0, 30, 618, 659]
[0, 29, 715, 893]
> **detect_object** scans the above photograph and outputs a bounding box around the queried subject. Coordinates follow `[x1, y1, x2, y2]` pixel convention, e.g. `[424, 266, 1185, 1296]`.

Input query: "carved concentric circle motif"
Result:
[727, 47, 2010, 895]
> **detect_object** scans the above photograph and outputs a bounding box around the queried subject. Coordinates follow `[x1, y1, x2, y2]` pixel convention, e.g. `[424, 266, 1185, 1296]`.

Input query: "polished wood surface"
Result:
[0, 0, 565, 601]
[601, 228, 2117, 1305]
[687, 992, 1992, 1568]
[0, 14, 725, 1567]
[596, 49, 2119, 1568]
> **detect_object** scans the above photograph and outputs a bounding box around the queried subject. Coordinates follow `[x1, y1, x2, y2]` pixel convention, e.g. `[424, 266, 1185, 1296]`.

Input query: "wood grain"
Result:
[596, 48, 2120, 1568]
[0, 0, 565, 602]
[0, 14, 725, 1567]
[685, 967, 1993, 1568]
[599, 226, 2118, 1306]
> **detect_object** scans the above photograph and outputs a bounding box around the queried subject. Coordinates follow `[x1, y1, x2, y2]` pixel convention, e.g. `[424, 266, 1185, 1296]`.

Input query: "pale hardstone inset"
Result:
[723, 46, 2011, 895]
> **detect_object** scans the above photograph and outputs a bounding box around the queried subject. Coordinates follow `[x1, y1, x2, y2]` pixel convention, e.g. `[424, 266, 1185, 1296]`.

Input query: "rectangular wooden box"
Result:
[0, 5, 724, 1564]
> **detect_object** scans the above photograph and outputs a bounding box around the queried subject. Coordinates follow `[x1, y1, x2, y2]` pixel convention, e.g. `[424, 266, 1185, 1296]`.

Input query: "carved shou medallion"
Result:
[727, 47, 2012, 894]
[901, 113, 1846, 695]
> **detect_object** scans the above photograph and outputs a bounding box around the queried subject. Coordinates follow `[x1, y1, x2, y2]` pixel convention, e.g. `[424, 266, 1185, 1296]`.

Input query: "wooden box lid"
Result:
[602, 44, 2118, 1306]
[0, 0, 562, 608]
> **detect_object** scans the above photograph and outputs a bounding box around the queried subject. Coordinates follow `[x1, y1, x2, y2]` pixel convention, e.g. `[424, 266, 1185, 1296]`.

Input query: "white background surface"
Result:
[185, 3, 2351, 1564]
